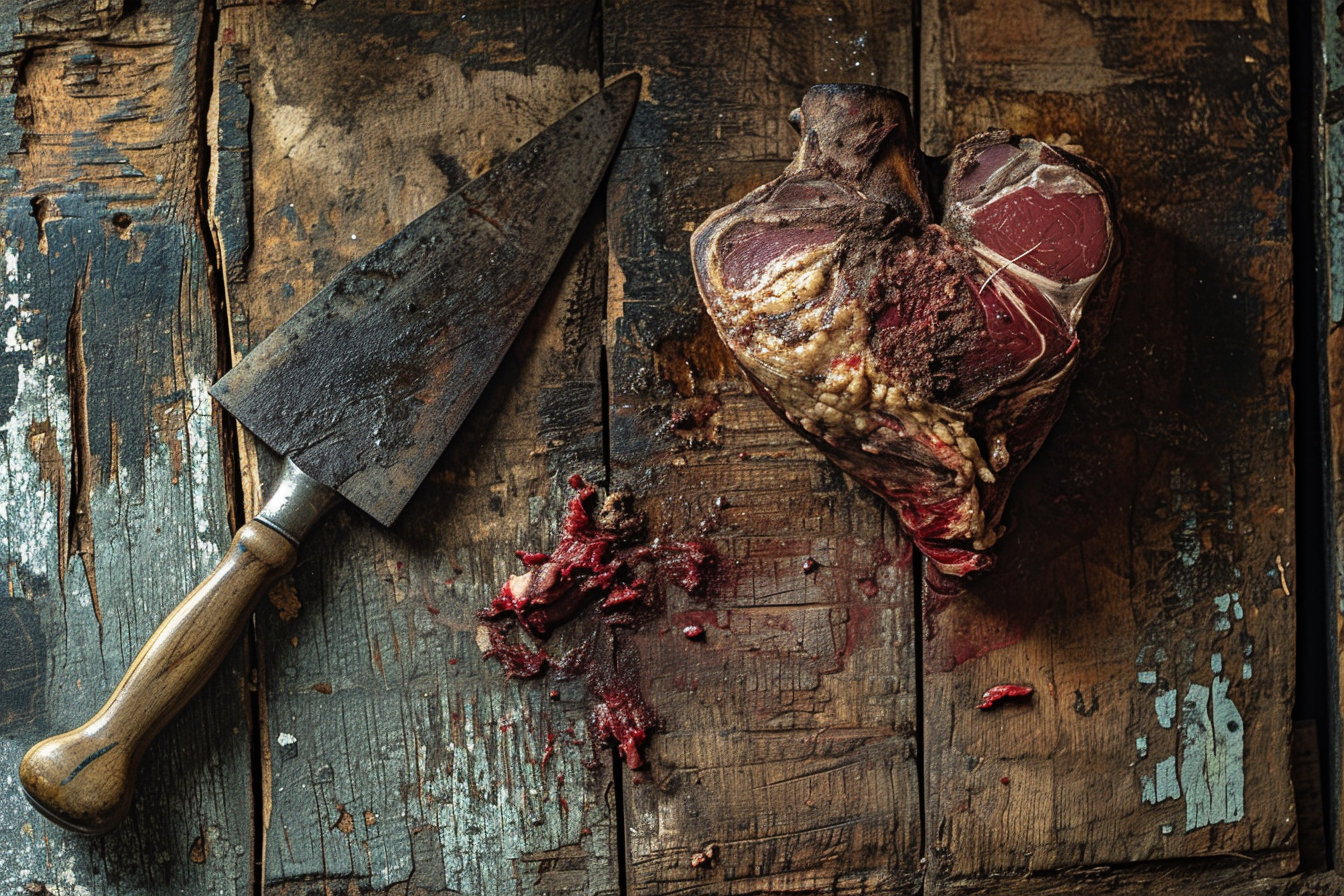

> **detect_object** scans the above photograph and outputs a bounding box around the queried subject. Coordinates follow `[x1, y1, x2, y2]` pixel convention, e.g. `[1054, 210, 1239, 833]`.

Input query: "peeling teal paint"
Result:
[1176, 512, 1200, 567]
[1178, 678, 1245, 831]
[1136, 583, 1249, 833]
[1155, 689, 1178, 728]
[1142, 755, 1181, 805]
[1213, 593, 1241, 631]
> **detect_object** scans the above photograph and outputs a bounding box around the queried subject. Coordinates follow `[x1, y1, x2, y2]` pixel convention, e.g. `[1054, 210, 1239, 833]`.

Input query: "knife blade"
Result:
[19, 74, 640, 835]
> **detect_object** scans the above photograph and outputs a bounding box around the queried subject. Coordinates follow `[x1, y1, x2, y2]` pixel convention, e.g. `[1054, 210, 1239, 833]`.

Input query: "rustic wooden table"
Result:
[0, 0, 1334, 893]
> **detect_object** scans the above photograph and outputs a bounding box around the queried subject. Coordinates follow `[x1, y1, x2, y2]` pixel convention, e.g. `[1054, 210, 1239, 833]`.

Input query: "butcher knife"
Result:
[19, 73, 641, 835]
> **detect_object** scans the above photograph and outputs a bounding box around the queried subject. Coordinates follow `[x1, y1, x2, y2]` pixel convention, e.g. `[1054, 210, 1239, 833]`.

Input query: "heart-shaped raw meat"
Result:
[691, 84, 1123, 576]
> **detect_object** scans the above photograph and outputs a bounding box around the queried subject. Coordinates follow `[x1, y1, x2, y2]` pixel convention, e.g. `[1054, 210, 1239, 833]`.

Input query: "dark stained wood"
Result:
[920, 0, 1298, 886]
[932, 866, 1342, 896]
[602, 3, 923, 892]
[1290, 721, 1328, 872]
[212, 2, 618, 892]
[1314, 0, 1344, 869]
[0, 0, 250, 889]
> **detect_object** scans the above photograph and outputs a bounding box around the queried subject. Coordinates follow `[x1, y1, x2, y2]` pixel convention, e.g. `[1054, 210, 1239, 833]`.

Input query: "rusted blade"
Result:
[212, 75, 640, 525]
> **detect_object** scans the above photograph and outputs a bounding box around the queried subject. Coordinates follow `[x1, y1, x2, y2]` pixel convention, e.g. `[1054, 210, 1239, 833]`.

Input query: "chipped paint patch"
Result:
[1155, 689, 1177, 728]
[412, 679, 597, 894]
[1141, 755, 1180, 804]
[0, 239, 70, 582]
[1134, 591, 1249, 832]
[1179, 677, 1245, 830]
[1132, 469, 1252, 834]
[186, 374, 221, 565]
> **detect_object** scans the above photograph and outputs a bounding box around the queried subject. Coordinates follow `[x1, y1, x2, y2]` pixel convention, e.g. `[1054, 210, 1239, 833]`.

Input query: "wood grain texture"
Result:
[920, 0, 1298, 885]
[212, 2, 618, 892]
[1315, 0, 1344, 870]
[602, 3, 922, 892]
[0, 0, 248, 889]
[931, 866, 1343, 896]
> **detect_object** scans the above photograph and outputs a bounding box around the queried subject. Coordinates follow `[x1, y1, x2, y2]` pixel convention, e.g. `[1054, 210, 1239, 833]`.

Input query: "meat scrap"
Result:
[484, 476, 715, 642]
[485, 476, 652, 641]
[479, 476, 717, 768]
[692, 85, 1123, 576]
[977, 684, 1034, 710]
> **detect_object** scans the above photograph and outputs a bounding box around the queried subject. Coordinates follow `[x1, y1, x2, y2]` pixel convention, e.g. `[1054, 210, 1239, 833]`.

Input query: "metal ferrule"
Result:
[255, 459, 343, 544]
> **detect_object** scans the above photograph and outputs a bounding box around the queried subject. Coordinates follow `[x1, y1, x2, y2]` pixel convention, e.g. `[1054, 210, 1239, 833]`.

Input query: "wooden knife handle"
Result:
[19, 520, 296, 834]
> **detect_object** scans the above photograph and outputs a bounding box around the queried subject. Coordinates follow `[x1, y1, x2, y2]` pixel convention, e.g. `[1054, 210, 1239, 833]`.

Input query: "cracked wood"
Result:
[0, 0, 247, 891]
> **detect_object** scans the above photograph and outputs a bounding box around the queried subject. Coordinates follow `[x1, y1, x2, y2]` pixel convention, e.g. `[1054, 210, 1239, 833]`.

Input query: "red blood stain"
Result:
[481, 621, 550, 678]
[976, 684, 1033, 710]
[670, 396, 720, 432]
[425, 601, 440, 615]
[540, 730, 556, 775]
[922, 573, 1034, 672]
[590, 676, 657, 770]
[829, 603, 873, 674]
[1000, 776, 1011, 785]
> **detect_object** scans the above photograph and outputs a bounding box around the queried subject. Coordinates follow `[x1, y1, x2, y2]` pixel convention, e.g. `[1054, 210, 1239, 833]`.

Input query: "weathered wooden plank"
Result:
[603, 3, 922, 892]
[1314, 0, 1344, 869]
[212, 2, 619, 893]
[0, 0, 249, 891]
[920, 0, 1298, 885]
[930, 865, 1340, 896]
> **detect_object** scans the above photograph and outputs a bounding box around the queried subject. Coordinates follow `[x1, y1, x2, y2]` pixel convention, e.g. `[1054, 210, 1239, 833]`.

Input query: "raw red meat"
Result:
[692, 85, 1123, 576]
[976, 683, 1034, 710]
[479, 477, 718, 768]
